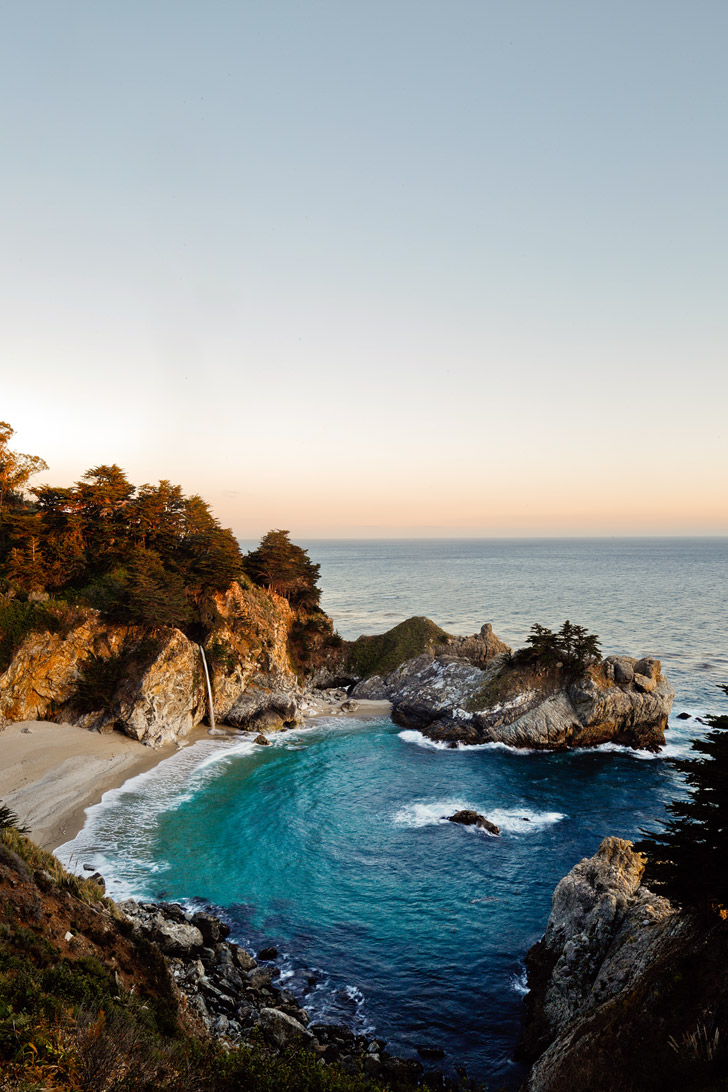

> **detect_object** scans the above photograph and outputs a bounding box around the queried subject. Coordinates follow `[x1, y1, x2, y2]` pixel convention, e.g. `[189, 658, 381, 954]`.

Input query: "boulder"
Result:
[153, 921, 204, 955]
[259, 1007, 313, 1049]
[254, 733, 270, 746]
[223, 684, 300, 731]
[190, 911, 230, 946]
[447, 810, 500, 835]
[605, 656, 634, 684]
[257, 946, 278, 961]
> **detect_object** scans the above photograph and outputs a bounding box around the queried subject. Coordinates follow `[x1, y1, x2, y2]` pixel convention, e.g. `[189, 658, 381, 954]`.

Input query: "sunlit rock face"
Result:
[0, 582, 325, 744]
[378, 646, 673, 752]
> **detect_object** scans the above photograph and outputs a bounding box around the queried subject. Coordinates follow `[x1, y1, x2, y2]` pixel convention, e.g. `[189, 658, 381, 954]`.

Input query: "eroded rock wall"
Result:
[519, 839, 728, 1092]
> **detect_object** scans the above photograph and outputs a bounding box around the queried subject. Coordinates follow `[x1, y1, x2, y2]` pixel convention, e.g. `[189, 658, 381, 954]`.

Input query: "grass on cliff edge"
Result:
[0, 827, 420, 1092]
[345, 617, 451, 680]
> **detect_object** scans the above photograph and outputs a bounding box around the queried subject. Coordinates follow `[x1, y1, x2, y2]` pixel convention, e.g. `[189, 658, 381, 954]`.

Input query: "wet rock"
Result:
[257, 945, 278, 960]
[253, 733, 270, 745]
[447, 810, 500, 835]
[190, 911, 230, 945]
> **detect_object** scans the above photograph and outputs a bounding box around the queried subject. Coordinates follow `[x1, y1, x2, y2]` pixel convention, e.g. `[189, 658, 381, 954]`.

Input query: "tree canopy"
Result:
[0, 422, 48, 517]
[520, 620, 601, 670]
[0, 428, 245, 630]
[638, 686, 728, 916]
[243, 529, 321, 610]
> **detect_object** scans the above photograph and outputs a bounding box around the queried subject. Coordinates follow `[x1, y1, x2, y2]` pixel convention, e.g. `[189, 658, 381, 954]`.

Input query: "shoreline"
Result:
[0, 701, 392, 853]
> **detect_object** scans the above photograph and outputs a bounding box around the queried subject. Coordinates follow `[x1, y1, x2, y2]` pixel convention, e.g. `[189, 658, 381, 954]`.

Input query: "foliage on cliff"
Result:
[243, 529, 321, 610]
[345, 617, 451, 680]
[517, 620, 601, 671]
[0, 457, 243, 631]
[638, 685, 728, 915]
[0, 828, 405, 1092]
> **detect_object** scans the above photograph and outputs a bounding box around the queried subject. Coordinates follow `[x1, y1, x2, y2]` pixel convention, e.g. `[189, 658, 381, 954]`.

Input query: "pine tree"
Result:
[638, 685, 728, 915]
[244, 530, 321, 609]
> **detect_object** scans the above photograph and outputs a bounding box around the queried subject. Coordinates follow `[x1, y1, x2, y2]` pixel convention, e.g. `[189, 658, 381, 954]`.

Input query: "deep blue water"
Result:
[59, 538, 728, 1087]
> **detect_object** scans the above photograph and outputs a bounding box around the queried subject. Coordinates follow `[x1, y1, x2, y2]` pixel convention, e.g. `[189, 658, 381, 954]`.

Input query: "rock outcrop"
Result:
[121, 899, 424, 1082]
[357, 631, 674, 751]
[0, 582, 328, 744]
[0, 597, 674, 754]
[448, 809, 500, 835]
[519, 839, 728, 1092]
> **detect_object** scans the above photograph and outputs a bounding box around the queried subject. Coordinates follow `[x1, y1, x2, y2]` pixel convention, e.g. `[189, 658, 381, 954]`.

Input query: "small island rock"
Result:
[448, 810, 500, 835]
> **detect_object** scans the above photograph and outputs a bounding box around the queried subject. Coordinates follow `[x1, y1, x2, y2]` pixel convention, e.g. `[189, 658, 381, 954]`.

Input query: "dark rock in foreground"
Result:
[120, 899, 429, 1083]
[518, 838, 728, 1091]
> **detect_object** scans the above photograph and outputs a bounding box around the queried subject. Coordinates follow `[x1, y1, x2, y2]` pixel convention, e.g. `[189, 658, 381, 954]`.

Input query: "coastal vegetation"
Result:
[639, 684, 728, 916]
[243, 529, 322, 610]
[0, 820, 418, 1092]
[0, 423, 326, 685]
[345, 617, 451, 679]
[516, 621, 601, 672]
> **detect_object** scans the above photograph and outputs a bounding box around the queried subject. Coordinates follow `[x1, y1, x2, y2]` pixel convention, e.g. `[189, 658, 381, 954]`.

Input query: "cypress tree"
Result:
[638, 685, 728, 915]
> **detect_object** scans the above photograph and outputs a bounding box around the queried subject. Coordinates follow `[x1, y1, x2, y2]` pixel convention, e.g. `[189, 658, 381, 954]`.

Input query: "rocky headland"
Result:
[519, 838, 728, 1091]
[0, 600, 674, 753]
[346, 621, 674, 752]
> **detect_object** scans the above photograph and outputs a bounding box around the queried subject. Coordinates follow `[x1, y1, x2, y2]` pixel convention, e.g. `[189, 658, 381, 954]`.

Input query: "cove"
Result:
[58, 712, 685, 1087]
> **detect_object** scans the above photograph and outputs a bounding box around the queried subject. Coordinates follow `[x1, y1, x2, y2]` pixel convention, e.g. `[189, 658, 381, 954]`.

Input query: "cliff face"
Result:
[0, 582, 330, 745]
[520, 839, 728, 1092]
[358, 637, 674, 751]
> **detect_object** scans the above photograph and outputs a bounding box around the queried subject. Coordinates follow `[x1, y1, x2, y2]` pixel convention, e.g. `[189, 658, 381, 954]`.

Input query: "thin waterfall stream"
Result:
[198, 645, 216, 731]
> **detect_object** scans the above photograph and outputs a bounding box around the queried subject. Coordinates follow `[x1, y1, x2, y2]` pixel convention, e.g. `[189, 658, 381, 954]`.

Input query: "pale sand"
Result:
[0, 721, 184, 852]
[0, 702, 393, 855]
[304, 698, 393, 720]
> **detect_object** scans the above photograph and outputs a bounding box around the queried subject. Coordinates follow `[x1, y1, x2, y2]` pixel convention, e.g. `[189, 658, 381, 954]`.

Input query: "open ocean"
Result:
[58, 538, 728, 1087]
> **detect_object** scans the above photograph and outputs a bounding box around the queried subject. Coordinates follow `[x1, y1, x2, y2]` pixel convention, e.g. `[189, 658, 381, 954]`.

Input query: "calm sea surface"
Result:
[59, 539, 728, 1087]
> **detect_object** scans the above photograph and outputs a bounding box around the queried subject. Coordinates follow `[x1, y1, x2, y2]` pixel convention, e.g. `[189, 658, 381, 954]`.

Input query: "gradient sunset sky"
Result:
[3, 2, 727, 537]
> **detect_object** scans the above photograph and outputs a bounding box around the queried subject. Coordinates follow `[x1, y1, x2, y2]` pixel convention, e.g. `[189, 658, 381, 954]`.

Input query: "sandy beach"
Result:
[0, 721, 187, 851]
[0, 702, 392, 854]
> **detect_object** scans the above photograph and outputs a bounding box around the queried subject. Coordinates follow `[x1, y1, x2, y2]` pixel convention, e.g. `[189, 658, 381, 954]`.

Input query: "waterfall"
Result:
[198, 645, 216, 731]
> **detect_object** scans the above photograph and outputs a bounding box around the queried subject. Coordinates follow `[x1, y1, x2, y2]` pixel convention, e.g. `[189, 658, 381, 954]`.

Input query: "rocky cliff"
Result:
[354, 631, 674, 751]
[0, 582, 337, 745]
[520, 838, 728, 1092]
[0, 597, 674, 753]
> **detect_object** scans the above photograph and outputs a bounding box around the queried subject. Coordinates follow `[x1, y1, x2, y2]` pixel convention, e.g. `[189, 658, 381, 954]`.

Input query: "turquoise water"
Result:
[59, 538, 728, 1086]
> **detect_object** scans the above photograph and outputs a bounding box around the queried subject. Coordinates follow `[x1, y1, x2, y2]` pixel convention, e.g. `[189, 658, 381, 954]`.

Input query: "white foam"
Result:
[577, 741, 691, 761]
[398, 729, 538, 754]
[487, 808, 565, 832]
[393, 800, 563, 833]
[511, 968, 530, 995]
[397, 730, 456, 751]
[398, 729, 692, 760]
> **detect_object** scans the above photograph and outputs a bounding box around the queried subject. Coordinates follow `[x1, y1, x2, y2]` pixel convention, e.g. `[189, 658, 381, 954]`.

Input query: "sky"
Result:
[2, 1, 727, 538]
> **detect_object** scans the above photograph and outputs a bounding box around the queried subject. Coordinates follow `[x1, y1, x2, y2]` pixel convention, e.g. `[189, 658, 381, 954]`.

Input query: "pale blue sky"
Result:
[2, 2, 727, 535]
